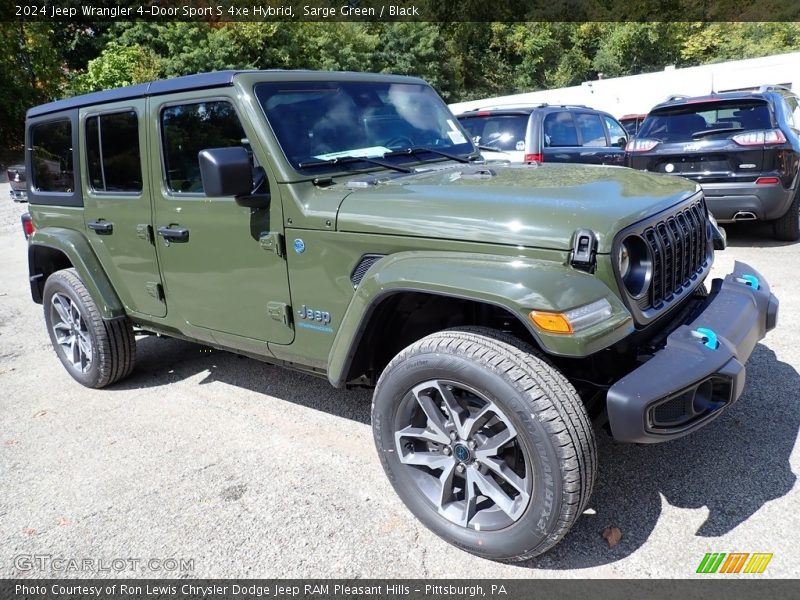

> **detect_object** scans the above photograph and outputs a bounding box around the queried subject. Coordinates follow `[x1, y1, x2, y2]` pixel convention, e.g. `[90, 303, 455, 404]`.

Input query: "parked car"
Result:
[456, 104, 629, 165]
[626, 86, 800, 240]
[7, 163, 27, 202]
[619, 113, 647, 137]
[22, 70, 777, 562]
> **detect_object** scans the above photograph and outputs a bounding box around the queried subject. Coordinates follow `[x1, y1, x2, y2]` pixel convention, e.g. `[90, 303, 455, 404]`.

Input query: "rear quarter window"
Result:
[30, 119, 74, 193]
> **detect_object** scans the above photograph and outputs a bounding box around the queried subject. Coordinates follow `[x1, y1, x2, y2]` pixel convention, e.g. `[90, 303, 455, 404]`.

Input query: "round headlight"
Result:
[619, 235, 652, 298]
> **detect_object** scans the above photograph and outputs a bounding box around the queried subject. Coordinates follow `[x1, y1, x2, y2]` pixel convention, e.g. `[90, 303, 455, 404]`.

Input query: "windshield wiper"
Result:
[297, 155, 412, 173]
[691, 127, 745, 139]
[383, 146, 474, 164]
[476, 144, 509, 154]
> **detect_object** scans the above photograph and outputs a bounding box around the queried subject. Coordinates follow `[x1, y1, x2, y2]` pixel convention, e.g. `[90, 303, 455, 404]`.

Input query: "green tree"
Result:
[70, 42, 162, 94]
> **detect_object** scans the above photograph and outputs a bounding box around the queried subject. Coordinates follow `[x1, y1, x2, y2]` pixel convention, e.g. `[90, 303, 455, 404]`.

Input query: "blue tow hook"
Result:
[737, 274, 760, 290]
[692, 327, 719, 350]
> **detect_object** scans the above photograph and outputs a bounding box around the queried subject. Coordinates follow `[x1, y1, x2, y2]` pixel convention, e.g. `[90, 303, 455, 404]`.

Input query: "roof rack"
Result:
[467, 103, 548, 111]
[758, 84, 793, 93]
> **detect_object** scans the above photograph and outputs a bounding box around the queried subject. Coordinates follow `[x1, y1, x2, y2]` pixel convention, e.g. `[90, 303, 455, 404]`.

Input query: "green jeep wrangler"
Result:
[22, 71, 778, 561]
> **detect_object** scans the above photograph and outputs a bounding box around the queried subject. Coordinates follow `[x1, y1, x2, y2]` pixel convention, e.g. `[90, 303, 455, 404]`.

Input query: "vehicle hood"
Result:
[336, 163, 698, 253]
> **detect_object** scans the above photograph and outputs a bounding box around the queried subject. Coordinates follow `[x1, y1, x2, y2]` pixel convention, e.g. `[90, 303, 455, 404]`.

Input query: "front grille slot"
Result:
[641, 201, 707, 309]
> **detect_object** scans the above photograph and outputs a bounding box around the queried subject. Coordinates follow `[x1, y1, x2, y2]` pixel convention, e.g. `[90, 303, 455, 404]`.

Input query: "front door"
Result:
[147, 90, 293, 344]
[81, 100, 166, 317]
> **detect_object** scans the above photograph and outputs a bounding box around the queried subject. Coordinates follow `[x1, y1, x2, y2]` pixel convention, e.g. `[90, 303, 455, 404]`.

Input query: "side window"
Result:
[604, 115, 628, 147]
[30, 119, 74, 193]
[161, 101, 247, 194]
[574, 113, 607, 147]
[86, 111, 142, 192]
[543, 112, 578, 147]
[784, 96, 800, 129]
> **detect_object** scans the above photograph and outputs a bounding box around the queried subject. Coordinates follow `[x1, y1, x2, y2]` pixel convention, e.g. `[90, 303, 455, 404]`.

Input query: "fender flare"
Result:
[327, 251, 633, 387]
[28, 228, 125, 320]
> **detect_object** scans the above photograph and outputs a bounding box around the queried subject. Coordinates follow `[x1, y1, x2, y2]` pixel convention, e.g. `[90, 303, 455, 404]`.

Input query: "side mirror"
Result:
[198, 147, 270, 208]
[615, 137, 628, 148]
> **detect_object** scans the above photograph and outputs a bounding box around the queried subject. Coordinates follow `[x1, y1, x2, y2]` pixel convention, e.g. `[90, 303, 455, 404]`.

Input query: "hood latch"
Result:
[570, 229, 597, 272]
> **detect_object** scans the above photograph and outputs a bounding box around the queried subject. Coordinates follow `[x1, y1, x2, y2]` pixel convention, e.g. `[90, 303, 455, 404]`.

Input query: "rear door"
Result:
[81, 100, 166, 317]
[147, 90, 293, 344]
[629, 99, 771, 184]
[572, 111, 624, 165]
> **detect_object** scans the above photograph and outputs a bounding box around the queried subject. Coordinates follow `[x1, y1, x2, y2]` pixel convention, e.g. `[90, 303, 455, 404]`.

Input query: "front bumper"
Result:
[607, 261, 778, 443]
[701, 181, 792, 222]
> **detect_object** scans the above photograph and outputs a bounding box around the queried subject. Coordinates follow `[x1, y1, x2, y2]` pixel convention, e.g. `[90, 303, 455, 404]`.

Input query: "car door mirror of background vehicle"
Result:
[615, 137, 628, 148]
[198, 146, 270, 208]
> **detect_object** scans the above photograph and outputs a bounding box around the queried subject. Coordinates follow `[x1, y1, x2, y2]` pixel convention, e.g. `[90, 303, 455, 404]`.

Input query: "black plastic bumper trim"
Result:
[607, 260, 778, 443]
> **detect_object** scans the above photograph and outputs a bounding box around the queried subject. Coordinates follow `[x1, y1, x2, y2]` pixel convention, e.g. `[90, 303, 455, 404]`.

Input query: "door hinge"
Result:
[267, 301, 292, 326]
[259, 232, 285, 258]
[137, 224, 154, 243]
[145, 282, 164, 300]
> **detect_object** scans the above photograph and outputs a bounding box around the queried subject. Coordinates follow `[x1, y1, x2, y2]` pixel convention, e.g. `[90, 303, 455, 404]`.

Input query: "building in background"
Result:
[449, 52, 800, 119]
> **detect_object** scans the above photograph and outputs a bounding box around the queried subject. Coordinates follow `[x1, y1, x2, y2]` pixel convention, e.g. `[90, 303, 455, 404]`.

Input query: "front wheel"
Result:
[372, 328, 596, 561]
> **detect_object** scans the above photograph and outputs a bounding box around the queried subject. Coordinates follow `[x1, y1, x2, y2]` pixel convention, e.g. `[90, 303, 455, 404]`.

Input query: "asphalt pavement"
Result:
[0, 180, 798, 578]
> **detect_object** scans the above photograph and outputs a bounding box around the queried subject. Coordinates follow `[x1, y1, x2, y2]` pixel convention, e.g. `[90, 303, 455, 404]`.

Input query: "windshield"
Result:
[458, 114, 528, 151]
[638, 100, 772, 142]
[255, 81, 475, 171]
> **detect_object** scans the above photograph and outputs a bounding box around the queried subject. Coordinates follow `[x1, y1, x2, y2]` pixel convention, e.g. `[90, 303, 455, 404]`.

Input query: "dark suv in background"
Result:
[457, 104, 629, 165]
[626, 86, 800, 241]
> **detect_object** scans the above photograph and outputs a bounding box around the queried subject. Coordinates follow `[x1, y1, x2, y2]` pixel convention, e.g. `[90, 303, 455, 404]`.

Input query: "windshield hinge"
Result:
[259, 232, 285, 258]
[570, 229, 597, 272]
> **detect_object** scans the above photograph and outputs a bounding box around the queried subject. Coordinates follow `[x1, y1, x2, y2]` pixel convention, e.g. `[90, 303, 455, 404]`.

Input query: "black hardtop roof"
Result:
[27, 69, 427, 119]
[650, 90, 784, 113]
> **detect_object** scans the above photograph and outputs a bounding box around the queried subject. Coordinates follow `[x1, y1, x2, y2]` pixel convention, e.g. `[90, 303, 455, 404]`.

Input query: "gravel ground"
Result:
[0, 180, 797, 579]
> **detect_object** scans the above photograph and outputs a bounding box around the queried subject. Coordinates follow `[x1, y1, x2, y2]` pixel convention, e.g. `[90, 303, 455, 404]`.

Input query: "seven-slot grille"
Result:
[641, 201, 707, 309]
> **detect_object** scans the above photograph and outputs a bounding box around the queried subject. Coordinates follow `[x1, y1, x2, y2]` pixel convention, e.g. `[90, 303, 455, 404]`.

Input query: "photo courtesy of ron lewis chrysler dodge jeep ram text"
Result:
[21, 71, 778, 561]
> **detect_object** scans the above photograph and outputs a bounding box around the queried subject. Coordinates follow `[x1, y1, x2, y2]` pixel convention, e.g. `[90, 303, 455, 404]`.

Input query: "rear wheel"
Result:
[43, 268, 135, 388]
[773, 189, 800, 241]
[372, 328, 596, 561]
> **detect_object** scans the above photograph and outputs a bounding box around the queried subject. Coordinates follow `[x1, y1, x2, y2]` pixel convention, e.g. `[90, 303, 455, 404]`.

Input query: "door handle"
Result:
[87, 220, 113, 234]
[156, 226, 189, 242]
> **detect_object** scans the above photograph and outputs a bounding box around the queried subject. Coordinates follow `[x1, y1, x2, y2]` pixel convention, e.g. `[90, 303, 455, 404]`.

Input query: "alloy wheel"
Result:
[394, 379, 531, 531]
[50, 292, 93, 373]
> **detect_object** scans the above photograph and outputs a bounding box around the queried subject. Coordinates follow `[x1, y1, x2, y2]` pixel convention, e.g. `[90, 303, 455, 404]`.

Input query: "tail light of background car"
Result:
[625, 139, 660, 152]
[524, 153, 543, 163]
[21, 213, 34, 239]
[755, 177, 781, 185]
[732, 129, 787, 146]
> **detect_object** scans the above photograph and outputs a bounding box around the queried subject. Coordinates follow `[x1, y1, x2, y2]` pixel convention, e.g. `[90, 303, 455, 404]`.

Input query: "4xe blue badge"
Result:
[293, 238, 305, 253]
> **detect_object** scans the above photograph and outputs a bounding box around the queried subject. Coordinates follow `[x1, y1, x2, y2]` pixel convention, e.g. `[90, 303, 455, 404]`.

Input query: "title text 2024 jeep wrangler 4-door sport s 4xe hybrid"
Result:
[22, 71, 778, 561]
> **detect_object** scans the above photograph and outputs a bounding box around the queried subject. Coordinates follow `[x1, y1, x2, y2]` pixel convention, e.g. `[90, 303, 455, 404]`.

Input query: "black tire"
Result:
[42, 268, 135, 388]
[372, 328, 596, 561]
[773, 189, 800, 242]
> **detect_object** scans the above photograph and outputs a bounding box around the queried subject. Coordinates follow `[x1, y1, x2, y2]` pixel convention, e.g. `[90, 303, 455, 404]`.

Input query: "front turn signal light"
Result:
[528, 311, 573, 334]
[528, 298, 613, 335]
